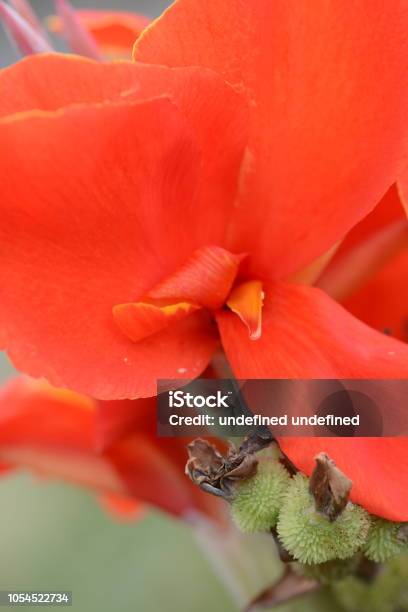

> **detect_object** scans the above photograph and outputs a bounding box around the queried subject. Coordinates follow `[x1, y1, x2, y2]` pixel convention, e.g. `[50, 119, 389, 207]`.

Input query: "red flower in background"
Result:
[0, 0, 407, 521]
[48, 7, 150, 58]
[1, 0, 149, 59]
[0, 376, 222, 522]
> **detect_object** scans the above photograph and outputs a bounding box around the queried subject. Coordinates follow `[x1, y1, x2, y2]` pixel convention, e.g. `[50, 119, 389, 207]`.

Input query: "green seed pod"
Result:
[364, 518, 406, 563]
[296, 556, 359, 584]
[277, 474, 370, 564]
[332, 554, 408, 612]
[333, 576, 387, 612]
[231, 457, 290, 533]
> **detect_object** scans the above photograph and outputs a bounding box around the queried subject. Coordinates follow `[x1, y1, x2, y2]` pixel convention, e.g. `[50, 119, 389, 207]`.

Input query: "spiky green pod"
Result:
[364, 518, 406, 563]
[277, 474, 370, 564]
[296, 557, 359, 584]
[332, 554, 408, 612]
[231, 457, 290, 533]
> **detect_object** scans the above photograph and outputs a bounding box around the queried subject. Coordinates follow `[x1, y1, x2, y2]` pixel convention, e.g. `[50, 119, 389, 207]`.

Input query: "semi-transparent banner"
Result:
[157, 379, 408, 437]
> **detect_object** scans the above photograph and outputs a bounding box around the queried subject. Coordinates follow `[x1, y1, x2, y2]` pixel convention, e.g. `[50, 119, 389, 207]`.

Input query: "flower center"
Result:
[112, 245, 264, 343]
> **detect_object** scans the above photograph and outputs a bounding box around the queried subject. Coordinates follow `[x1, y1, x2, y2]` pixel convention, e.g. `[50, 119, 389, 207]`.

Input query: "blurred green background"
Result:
[0, 472, 235, 611]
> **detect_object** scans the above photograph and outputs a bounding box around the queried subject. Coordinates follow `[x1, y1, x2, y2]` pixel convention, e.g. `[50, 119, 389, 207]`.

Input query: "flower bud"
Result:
[277, 474, 370, 564]
[364, 518, 407, 563]
[231, 455, 290, 533]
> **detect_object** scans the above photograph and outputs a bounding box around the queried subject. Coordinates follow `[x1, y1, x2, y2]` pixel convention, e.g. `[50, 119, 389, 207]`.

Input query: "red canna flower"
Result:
[0, 375, 222, 522]
[48, 8, 150, 58]
[0, 0, 407, 521]
[0, 53, 248, 397]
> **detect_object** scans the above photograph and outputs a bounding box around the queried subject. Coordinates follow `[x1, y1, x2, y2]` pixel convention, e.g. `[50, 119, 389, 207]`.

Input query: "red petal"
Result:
[96, 396, 226, 523]
[113, 302, 201, 343]
[112, 245, 243, 341]
[217, 282, 408, 378]
[331, 185, 407, 256]
[96, 397, 156, 451]
[0, 54, 247, 255]
[0, 100, 219, 399]
[49, 10, 149, 57]
[135, 0, 408, 279]
[226, 280, 264, 340]
[0, 377, 204, 518]
[318, 185, 408, 299]
[0, 54, 247, 246]
[317, 220, 408, 302]
[342, 247, 408, 343]
[398, 168, 408, 217]
[287, 244, 340, 286]
[217, 283, 408, 517]
[0, 463, 13, 474]
[97, 398, 216, 519]
[0, 53, 137, 116]
[148, 246, 244, 310]
[96, 397, 200, 480]
[104, 435, 197, 518]
[277, 438, 408, 521]
[0, 57, 247, 399]
[0, 377, 122, 492]
[98, 494, 145, 521]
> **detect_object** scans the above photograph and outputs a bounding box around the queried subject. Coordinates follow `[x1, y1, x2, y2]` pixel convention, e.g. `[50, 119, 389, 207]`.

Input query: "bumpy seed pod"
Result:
[277, 474, 370, 564]
[364, 518, 407, 563]
[231, 455, 290, 533]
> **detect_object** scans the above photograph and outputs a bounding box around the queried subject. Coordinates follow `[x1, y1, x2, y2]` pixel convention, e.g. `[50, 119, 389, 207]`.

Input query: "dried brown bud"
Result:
[185, 439, 224, 484]
[309, 452, 352, 521]
[185, 428, 273, 500]
[238, 426, 274, 455]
